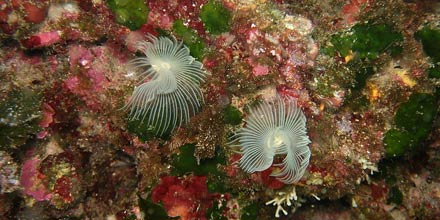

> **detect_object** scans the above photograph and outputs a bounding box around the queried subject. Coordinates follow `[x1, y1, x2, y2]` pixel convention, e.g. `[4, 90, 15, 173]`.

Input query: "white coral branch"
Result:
[265, 187, 298, 218]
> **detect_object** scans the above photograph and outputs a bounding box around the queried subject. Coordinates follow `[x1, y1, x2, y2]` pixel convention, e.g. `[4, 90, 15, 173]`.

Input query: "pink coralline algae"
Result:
[20, 158, 52, 201]
[251, 63, 270, 76]
[341, 0, 373, 25]
[37, 103, 55, 139]
[0, 0, 49, 34]
[21, 31, 62, 49]
[13, 0, 49, 24]
[147, 0, 207, 35]
[152, 176, 215, 220]
[38, 151, 83, 208]
[64, 45, 111, 111]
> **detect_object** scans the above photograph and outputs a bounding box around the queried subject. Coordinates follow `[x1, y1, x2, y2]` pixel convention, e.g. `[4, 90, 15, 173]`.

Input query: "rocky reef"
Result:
[1, 0, 439, 219]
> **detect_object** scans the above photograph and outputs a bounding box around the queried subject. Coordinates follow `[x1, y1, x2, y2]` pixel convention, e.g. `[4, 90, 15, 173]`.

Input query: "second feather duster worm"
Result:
[232, 96, 311, 184]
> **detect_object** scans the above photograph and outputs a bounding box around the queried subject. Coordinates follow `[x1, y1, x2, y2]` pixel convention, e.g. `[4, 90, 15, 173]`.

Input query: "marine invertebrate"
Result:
[125, 35, 208, 135]
[232, 96, 311, 184]
[265, 186, 300, 217]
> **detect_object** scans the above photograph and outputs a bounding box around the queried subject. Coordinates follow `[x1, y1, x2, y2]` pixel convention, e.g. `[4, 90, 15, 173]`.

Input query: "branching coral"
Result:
[265, 187, 302, 218]
[124, 35, 208, 135]
[232, 96, 311, 184]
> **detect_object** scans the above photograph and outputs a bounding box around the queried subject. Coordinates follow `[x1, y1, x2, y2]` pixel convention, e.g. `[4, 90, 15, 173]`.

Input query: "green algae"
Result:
[173, 19, 206, 60]
[171, 144, 225, 176]
[343, 65, 374, 110]
[139, 195, 176, 220]
[428, 66, 440, 79]
[0, 89, 41, 150]
[351, 66, 374, 91]
[394, 93, 436, 134]
[415, 27, 440, 79]
[415, 27, 440, 63]
[200, 0, 232, 35]
[383, 129, 414, 157]
[384, 93, 437, 157]
[206, 200, 228, 220]
[387, 186, 403, 205]
[317, 23, 402, 110]
[107, 0, 148, 30]
[223, 105, 242, 125]
[127, 118, 171, 141]
[207, 176, 228, 194]
[241, 202, 259, 220]
[326, 23, 403, 60]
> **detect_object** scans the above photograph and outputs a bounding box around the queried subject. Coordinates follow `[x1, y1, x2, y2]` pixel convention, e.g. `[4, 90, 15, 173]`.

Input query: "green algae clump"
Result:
[171, 144, 225, 176]
[415, 27, 440, 79]
[200, 0, 232, 35]
[139, 195, 175, 220]
[241, 203, 259, 220]
[387, 186, 403, 205]
[383, 129, 413, 158]
[223, 105, 242, 125]
[415, 27, 440, 63]
[384, 93, 437, 157]
[107, 0, 148, 30]
[173, 19, 206, 60]
[206, 200, 228, 220]
[326, 23, 403, 60]
[127, 118, 171, 141]
[394, 93, 436, 133]
[428, 67, 440, 79]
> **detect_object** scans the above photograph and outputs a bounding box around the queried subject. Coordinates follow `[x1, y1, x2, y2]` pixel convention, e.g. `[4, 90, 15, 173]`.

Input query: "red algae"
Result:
[21, 1, 48, 23]
[21, 31, 61, 48]
[152, 176, 215, 220]
[253, 167, 286, 190]
[147, 0, 207, 35]
[21, 158, 52, 202]
[341, 0, 372, 25]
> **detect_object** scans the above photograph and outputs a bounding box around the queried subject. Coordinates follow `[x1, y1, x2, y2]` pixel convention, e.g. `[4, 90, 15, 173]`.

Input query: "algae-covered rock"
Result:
[384, 93, 437, 157]
[415, 27, 440, 79]
[223, 105, 242, 125]
[107, 0, 148, 30]
[326, 23, 403, 60]
[428, 66, 440, 79]
[0, 89, 41, 150]
[241, 202, 259, 220]
[171, 144, 225, 176]
[394, 93, 436, 134]
[383, 129, 413, 157]
[127, 118, 170, 141]
[200, 0, 231, 35]
[415, 27, 440, 63]
[139, 195, 173, 220]
[387, 186, 403, 205]
[173, 19, 206, 60]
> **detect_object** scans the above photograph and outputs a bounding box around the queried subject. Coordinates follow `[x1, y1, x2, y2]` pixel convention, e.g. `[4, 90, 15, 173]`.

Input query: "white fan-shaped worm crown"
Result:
[124, 35, 208, 135]
[232, 96, 311, 184]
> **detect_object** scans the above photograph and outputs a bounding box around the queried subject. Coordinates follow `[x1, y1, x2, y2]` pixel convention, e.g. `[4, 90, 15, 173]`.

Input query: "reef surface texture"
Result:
[0, 0, 439, 219]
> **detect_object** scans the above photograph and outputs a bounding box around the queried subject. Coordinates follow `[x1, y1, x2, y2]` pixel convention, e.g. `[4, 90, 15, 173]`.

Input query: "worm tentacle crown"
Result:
[124, 35, 208, 135]
[232, 96, 311, 184]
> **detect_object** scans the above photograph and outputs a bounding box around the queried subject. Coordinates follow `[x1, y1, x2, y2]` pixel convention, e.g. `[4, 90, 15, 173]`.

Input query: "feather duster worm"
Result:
[232, 96, 311, 184]
[125, 35, 208, 135]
